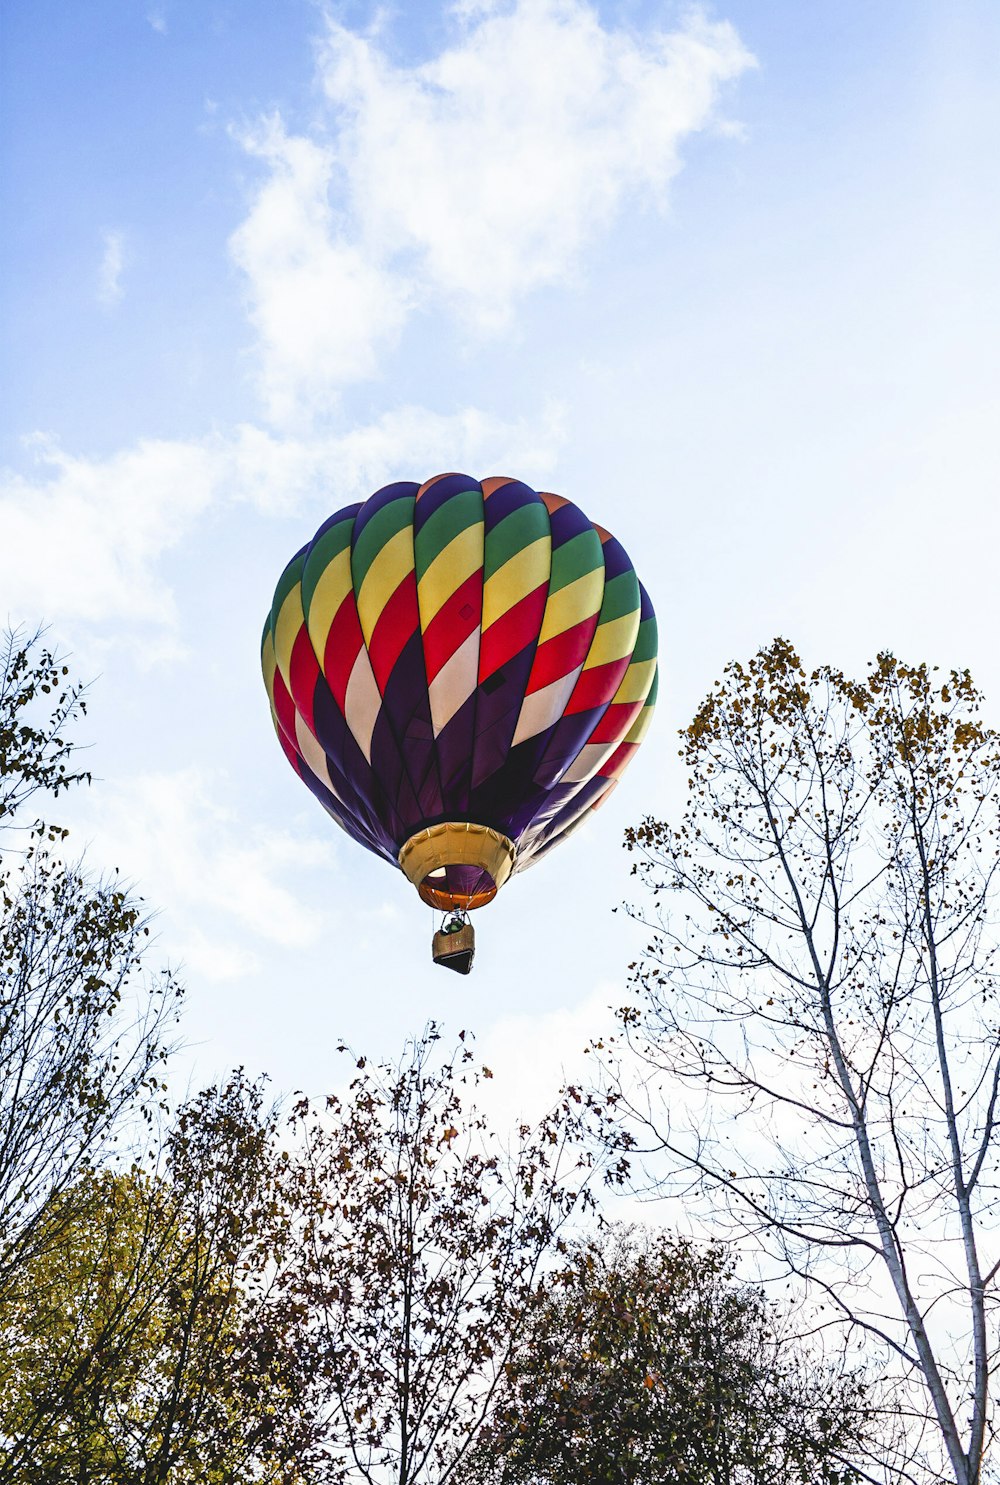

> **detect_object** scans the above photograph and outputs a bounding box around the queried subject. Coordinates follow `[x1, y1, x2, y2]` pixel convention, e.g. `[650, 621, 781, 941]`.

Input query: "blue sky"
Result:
[2, 0, 998, 1115]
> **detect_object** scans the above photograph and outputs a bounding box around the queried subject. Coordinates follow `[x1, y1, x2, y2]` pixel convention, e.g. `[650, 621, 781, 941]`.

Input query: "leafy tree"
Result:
[0, 1074, 308, 1484]
[0, 626, 90, 820]
[276, 1028, 597, 1485]
[472, 1225, 875, 1485]
[608, 640, 1000, 1485]
[0, 627, 180, 1302]
[0, 629, 310, 1480]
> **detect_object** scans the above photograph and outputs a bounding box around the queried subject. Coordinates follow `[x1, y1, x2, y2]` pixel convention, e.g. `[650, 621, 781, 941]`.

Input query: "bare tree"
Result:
[278, 1027, 597, 1485]
[605, 640, 999, 1485]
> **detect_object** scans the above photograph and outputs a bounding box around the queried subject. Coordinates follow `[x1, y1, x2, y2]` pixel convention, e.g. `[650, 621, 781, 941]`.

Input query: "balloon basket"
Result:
[432, 918, 475, 975]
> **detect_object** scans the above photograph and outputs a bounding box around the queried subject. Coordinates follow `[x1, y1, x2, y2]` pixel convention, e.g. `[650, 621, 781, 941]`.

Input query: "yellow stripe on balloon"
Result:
[611, 656, 657, 706]
[482, 535, 551, 634]
[583, 608, 640, 670]
[356, 526, 413, 648]
[417, 522, 484, 628]
[537, 566, 604, 644]
[306, 545, 353, 662]
[261, 629, 278, 703]
[273, 582, 305, 690]
[624, 695, 656, 748]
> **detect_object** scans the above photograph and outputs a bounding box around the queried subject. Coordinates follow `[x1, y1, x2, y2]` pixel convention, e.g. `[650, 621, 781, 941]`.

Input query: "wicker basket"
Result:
[432, 921, 475, 975]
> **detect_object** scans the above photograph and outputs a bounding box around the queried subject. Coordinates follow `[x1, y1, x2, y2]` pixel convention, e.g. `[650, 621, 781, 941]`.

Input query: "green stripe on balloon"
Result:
[549, 528, 604, 593]
[351, 495, 413, 591]
[596, 569, 640, 624]
[631, 615, 658, 665]
[300, 515, 354, 613]
[483, 502, 549, 580]
[414, 489, 482, 581]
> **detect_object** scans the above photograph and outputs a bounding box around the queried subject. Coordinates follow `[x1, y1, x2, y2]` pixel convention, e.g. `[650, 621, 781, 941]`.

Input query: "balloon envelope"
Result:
[262, 474, 657, 911]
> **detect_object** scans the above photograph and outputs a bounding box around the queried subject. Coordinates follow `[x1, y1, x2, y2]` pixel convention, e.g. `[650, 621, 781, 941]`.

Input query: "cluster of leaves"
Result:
[0, 629, 181, 1310]
[0, 631, 304, 1482]
[473, 1226, 873, 1485]
[272, 1029, 597, 1485]
[0, 627, 91, 825]
[0, 1077, 309, 1485]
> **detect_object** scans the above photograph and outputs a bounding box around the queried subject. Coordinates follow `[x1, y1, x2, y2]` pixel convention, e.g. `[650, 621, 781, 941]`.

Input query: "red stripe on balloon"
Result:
[423, 569, 483, 683]
[278, 727, 304, 776]
[526, 617, 598, 695]
[479, 583, 548, 681]
[563, 656, 631, 716]
[271, 666, 299, 749]
[323, 594, 364, 712]
[481, 476, 515, 500]
[287, 623, 320, 734]
[601, 739, 638, 779]
[538, 491, 570, 514]
[587, 697, 644, 745]
[368, 573, 419, 692]
[416, 473, 453, 501]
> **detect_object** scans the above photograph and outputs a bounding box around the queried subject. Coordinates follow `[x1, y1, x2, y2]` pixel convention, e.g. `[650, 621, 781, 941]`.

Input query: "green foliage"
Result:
[472, 1226, 872, 1485]
[0, 626, 91, 826]
[0, 1076, 307, 1484]
[0, 628, 182, 1305]
[0, 630, 309, 1482]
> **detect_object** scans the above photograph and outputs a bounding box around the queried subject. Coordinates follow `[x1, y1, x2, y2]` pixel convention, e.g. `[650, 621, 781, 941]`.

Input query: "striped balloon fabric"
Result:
[262, 474, 657, 912]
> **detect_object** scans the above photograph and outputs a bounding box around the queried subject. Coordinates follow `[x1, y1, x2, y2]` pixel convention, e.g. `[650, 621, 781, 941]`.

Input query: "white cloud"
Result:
[232, 0, 753, 419]
[98, 229, 126, 306]
[75, 767, 335, 982]
[322, 1, 752, 320]
[474, 983, 622, 1127]
[229, 120, 411, 426]
[0, 402, 563, 631]
[0, 435, 220, 628]
[220, 387, 566, 522]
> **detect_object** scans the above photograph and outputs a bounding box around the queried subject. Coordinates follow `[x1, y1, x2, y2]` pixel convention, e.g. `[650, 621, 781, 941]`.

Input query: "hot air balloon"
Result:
[261, 474, 657, 972]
